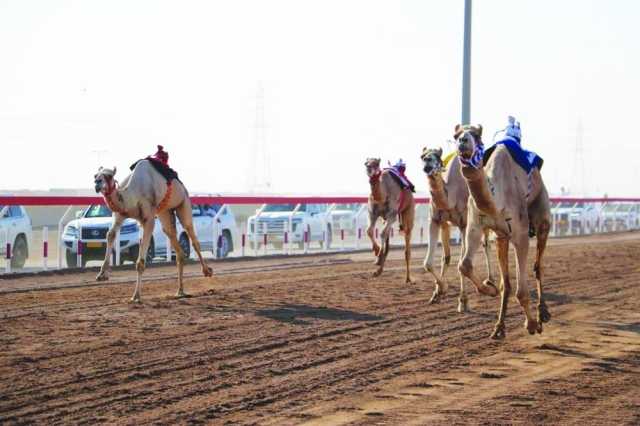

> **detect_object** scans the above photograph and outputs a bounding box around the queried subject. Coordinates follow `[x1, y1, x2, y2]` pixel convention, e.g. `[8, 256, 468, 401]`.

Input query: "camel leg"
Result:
[534, 219, 552, 327]
[425, 220, 445, 303]
[458, 224, 499, 298]
[131, 217, 155, 303]
[457, 225, 469, 313]
[176, 202, 213, 278]
[158, 211, 188, 298]
[482, 229, 495, 285]
[373, 216, 395, 277]
[491, 237, 511, 340]
[97, 214, 125, 281]
[402, 209, 414, 284]
[366, 217, 381, 259]
[513, 231, 538, 335]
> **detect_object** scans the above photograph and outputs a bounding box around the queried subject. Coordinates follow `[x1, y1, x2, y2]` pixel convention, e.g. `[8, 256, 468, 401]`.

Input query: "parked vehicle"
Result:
[0, 205, 32, 268]
[247, 203, 332, 249]
[330, 203, 368, 234]
[552, 201, 600, 234]
[601, 203, 639, 231]
[62, 203, 238, 267]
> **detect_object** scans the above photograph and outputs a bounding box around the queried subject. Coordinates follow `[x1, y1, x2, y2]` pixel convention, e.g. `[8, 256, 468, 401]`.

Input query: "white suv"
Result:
[247, 203, 332, 249]
[0, 206, 32, 269]
[330, 203, 368, 235]
[62, 203, 238, 267]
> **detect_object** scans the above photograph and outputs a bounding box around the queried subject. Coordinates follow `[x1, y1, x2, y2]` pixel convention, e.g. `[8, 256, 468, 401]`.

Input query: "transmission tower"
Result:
[249, 82, 272, 192]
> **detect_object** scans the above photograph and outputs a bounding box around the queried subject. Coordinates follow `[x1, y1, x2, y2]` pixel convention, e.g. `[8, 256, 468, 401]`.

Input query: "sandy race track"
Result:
[1, 232, 639, 425]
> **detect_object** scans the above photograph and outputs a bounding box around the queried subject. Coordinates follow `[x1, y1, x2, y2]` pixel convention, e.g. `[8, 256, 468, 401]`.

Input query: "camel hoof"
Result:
[203, 266, 213, 277]
[525, 319, 539, 335]
[129, 297, 141, 304]
[372, 269, 382, 278]
[428, 290, 442, 304]
[96, 274, 109, 282]
[490, 323, 506, 340]
[176, 291, 190, 299]
[538, 302, 551, 323]
[479, 280, 499, 297]
[405, 277, 415, 284]
[457, 297, 468, 313]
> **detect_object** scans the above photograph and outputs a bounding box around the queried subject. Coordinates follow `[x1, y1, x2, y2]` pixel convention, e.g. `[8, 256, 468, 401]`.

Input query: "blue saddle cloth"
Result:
[483, 138, 543, 174]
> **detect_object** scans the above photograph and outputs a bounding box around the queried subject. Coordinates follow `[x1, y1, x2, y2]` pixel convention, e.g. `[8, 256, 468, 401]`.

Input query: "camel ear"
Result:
[98, 166, 103, 172]
[454, 124, 463, 140]
[476, 124, 483, 137]
[420, 147, 428, 159]
[113, 166, 117, 175]
[436, 147, 443, 157]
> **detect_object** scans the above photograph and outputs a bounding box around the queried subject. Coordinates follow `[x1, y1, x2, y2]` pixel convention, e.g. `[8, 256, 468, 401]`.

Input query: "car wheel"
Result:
[216, 231, 232, 258]
[10, 235, 28, 269]
[66, 249, 78, 268]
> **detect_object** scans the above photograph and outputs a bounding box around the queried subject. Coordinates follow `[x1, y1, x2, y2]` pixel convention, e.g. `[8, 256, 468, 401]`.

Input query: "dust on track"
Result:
[0, 232, 639, 425]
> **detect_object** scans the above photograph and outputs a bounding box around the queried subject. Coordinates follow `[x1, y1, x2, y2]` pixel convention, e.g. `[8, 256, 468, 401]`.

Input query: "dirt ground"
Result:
[0, 232, 639, 425]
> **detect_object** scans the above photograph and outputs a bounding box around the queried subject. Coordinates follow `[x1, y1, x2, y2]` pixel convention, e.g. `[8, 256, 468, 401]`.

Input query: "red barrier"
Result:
[0, 195, 638, 207]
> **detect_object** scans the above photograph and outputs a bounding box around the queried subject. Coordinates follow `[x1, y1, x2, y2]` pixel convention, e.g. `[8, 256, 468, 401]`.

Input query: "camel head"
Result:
[94, 166, 117, 194]
[364, 158, 381, 178]
[455, 124, 483, 163]
[420, 147, 444, 176]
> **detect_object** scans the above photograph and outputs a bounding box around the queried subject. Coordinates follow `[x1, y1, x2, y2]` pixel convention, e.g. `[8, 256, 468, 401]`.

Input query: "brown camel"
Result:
[420, 147, 494, 312]
[456, 124, 551, 339]
[93, 159, 213, 303]
[365, 158, 415, 283]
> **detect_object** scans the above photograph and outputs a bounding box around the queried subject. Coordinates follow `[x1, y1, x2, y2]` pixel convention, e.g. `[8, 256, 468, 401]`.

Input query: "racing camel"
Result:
[420, 146, 494, 312]
[93, 146, 213, 303]
[365, 158, 416, 283]
[456, 124, 551, 339]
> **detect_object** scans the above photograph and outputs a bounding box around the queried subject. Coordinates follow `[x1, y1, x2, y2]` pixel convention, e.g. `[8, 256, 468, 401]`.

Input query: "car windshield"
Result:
[84, 205, 112, 218]
[335, 203, 362, 211]
[263, 204, 299, 212]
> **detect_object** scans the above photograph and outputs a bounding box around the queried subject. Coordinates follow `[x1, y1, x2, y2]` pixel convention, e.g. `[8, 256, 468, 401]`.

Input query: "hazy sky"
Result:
[1, 0, 639, 196]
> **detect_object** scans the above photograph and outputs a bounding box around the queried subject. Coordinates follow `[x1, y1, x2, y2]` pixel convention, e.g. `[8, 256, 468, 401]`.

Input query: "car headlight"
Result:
[65, 225, 79, 238]
[121, 223, 139, 234]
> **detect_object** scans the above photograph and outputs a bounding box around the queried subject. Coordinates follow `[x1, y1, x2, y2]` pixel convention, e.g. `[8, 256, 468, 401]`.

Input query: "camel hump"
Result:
[130, 158, 181, 185]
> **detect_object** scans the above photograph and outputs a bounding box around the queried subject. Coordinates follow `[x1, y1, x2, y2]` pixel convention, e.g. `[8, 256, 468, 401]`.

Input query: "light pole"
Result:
[461, 0, 472, 125]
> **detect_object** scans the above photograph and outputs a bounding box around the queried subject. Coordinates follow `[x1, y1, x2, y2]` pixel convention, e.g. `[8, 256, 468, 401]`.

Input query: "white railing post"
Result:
[288, 204, 301, 255]
[303, 218, 309, 254]
[115, 229, 121, 266]
[165, 231, 171, 262]
[354, 204, 367, 250]
[252, 204, 266, 256]
[42, 226, 49, 270]
[57, 206, 74, 269]
[241, 225, 246, 257]
[324, 203, 336, 252]
[613, 204, 621, 231]
[262, 221, 268, 256]
[212, 205, 228, 260]
[5, 227, 11, 274]
[76, 223, 83, 268]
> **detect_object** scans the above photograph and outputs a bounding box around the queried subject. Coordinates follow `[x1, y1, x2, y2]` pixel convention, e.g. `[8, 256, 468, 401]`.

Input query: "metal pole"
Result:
[461, 0, 472, 125]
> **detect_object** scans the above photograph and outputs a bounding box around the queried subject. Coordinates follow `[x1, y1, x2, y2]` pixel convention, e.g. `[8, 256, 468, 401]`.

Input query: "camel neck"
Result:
[103, 186, 127, 216]
[427, 174, 449, 210]
[369, 174, 384, 204]
[460, 166, 498, 216]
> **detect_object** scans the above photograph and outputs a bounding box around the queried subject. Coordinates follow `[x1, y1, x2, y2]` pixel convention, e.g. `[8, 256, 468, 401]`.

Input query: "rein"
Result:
[103, 178, 127, 215]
